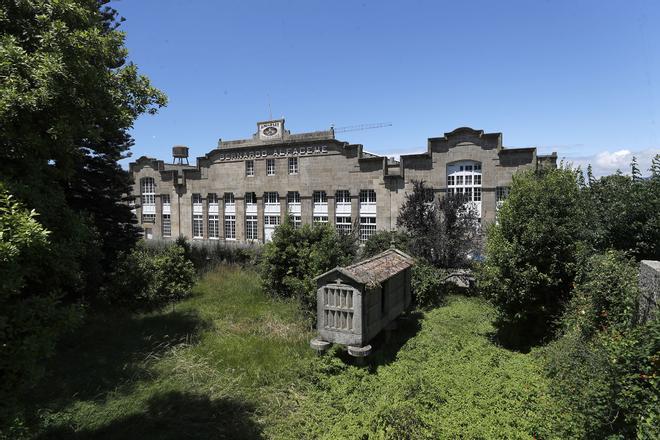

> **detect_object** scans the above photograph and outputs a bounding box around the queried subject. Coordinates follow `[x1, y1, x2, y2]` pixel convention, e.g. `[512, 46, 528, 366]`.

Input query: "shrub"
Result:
[105, 243, 196, 310]
[543, 250, 660, 439]
[477, 167, 589, 346]
[562, 250, 640, 338]
[0, 186, 81, 427]
[260, 217, 357, 314]
[361, 230, 410, 259]
[411, 261, 446, 308]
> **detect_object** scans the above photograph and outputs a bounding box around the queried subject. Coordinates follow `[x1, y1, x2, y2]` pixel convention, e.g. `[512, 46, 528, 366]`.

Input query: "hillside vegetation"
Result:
[22, 266, 566, 439]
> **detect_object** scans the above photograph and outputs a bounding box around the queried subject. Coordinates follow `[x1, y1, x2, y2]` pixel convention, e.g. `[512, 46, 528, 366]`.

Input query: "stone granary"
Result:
[311, 248, 414, 357]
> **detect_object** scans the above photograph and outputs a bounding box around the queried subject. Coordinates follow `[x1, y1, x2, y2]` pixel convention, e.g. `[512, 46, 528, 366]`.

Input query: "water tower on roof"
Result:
[172, 145, 189, 165]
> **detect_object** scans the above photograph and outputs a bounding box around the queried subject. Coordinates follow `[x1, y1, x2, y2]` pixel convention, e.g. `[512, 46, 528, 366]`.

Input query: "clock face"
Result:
[262, 126, 278, 136]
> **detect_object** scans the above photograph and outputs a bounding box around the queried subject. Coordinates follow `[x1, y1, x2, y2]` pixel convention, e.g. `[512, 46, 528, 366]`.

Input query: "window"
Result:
[224, 215, 236, 239]
[359, 189, 376, 204]
[496, 186, 510, 210]
[288, 157, 298, 175]
[141, 177, 156, 222]
[224, 192, 235, 205]
[313, 191, 327, 204]
[264, 215, 281, 226]
[336, 216, 352, 234]
[208, 193, 218, 205]
[266, 159, 275, 176]
[447, 161, 483, 203]
[292, 215, 301, 228]
[192, 193, 203, 205]
[162, 214, 171, 237]
[162, 194, 171, 237]
[335, 190, 350, 204]
[287, 191, 300, 204]
[264, 191, 279, 204]
[245, 192, 256, 205]
[193, 214, 203, 238]
[246, 215, 258, 240]
[141, 178, 155, 205]
[208, 214, 219, 238]
[359, 217, 376, 241]
[313, 216, 328, 223]
[246, 160, 254, 177]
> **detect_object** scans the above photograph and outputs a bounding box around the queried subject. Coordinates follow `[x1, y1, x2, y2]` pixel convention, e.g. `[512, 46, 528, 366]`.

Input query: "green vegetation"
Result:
[15, 266, 573, 439]
[260, 217, 357, 314]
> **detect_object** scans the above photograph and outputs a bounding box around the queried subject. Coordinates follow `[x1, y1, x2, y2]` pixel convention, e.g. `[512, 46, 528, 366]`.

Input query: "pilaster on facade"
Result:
[256, 196, 264, 242]
[327, 195, 336, 226]
[235, 196, 245, 241]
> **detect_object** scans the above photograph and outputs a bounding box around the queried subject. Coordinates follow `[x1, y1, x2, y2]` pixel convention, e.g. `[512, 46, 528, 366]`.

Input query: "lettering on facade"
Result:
[215, 145, 328, 162]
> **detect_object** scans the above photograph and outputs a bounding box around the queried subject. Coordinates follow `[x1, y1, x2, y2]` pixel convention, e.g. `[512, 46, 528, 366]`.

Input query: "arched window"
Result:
[447, 161, 482, 218]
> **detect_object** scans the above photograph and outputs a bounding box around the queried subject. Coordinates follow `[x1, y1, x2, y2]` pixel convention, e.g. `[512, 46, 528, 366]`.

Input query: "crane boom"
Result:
[331, 122, 392, 133]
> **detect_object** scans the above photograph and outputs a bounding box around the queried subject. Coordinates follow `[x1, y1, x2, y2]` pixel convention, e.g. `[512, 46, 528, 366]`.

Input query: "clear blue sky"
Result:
[112, 0, 660, 175]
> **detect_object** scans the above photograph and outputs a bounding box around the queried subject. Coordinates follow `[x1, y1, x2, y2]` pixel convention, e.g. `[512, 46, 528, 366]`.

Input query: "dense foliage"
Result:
[397, 180, 479, 268]
[105, 243, 196, 310]
[478, 167, 590, 346]
[410, 261, 447, 308]
[0, 0, 165, 300]
[260, 217, 357, 313]
[544, 251, 659, 439]
[0, 186, 81, 427]
[584, 156, 660, 261]
[360, 230, 410, 259]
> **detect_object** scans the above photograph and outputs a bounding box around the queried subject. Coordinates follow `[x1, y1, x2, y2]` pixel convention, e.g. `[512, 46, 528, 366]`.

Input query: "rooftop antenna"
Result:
[267, 94, 272, 120]
[332, 122, 392, 133]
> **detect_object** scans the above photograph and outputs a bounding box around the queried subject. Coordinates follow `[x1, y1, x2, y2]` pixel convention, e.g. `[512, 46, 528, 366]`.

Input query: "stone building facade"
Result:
[129, 119, 557, 243]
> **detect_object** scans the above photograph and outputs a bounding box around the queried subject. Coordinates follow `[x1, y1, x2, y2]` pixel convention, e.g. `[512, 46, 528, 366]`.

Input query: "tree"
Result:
[260, 217, 357, 315]
[478, 167, 590, 347]
[361, 230, 410, 259]
[0, 185, 81, 425]
[0, 0, 166, 300]
[585, 157, 660, 261]
[397, 180, 479, 268]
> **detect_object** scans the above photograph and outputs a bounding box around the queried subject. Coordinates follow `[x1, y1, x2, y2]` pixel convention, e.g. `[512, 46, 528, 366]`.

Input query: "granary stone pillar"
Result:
[302, 195, 313, 225]
[235, 195, 245, 242]
[256, 195, 264, 243]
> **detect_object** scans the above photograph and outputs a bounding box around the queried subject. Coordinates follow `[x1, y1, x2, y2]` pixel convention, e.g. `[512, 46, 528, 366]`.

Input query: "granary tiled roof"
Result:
[315, 248, 414, 287]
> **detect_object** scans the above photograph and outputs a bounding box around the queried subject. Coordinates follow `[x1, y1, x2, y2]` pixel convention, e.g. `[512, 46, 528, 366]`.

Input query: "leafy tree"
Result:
[0, 0, 166, 300]
[585, 157, 660, 261]
[0, 185, 81, 426]
[397, 180, 479, 268]
[478, 167, 590, 346]
[361, 230, 410, 259]
[260, 217, 357, 314]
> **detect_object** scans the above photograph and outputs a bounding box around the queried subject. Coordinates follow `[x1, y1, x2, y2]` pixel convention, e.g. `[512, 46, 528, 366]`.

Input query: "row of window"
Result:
[245, 157, 298, 177]
[176, 214, 376, 241]
[187, 190, 373, 205]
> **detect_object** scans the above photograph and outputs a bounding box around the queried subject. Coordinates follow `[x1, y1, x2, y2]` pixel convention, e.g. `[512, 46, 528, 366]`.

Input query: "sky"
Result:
[111, 0, 660, 176]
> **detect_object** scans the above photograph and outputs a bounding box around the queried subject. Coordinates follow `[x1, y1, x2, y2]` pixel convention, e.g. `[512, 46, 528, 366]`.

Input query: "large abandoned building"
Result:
[129, 119, 557, 243]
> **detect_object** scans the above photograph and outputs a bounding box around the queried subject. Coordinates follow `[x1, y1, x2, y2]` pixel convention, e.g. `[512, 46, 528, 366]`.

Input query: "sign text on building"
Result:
[215, 145, 329, 162]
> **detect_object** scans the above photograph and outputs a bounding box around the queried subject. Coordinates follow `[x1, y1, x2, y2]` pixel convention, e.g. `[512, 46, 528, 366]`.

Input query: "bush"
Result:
[562, 250, 640, 339]
[543, 250, 660, 439]
[411, 261, 446, 308]
[478, 167, 589, 347]
[0, 186, 81, 427]
[144, 237, 259, 271]
[260, 217, 357, 314]
[361, 230, 410, 259]
[105, 243, 196, 310]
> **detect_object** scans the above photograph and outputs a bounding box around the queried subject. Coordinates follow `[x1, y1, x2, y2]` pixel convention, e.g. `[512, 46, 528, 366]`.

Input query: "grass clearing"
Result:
[25, 266, 564, 439]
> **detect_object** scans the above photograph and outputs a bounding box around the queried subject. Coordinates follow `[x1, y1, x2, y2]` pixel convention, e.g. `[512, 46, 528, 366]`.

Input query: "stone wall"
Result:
[637, 260, 660, 324]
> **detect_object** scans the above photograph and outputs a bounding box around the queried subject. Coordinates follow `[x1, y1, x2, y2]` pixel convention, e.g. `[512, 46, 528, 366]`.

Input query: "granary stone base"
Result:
[310, 338, 331, 354]
[347, 345, 372, 358]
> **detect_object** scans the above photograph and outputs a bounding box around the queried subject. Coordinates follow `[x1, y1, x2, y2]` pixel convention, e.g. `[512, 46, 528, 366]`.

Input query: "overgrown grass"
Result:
[23, 267, 566, 439]
[25, 266, 313, 439]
